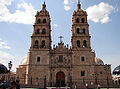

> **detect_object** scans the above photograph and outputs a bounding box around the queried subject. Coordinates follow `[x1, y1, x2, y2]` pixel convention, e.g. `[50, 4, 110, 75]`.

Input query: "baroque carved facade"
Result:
[16, 1, 113, 88]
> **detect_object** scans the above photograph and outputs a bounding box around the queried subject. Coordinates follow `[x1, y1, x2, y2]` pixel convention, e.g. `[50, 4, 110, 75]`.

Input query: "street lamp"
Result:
[92, 73, 99, 88]
[23, 73, 26, 84]
[83, 77, 85, 87]
[69, 75, 72, 89]
[8, 61, 12, 82]
[104, 64, 109, 89]
[44, 76, 46, 89]
[30, 76, 32, 85]
[8, 61, 12, 71]
[23, 73, 29, 85]
[36, 77, 39, 86]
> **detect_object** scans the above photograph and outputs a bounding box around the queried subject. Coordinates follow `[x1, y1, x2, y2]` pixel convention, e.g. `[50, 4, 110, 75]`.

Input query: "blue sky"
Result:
[0, 0, 120, 72]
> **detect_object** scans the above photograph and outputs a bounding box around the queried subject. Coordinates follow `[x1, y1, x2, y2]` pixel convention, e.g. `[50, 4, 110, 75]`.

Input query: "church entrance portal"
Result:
[56, 71, 65, 87]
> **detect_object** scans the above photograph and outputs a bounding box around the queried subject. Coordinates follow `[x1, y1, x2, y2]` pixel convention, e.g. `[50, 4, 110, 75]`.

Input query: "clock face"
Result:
[79, 29, 83, 33]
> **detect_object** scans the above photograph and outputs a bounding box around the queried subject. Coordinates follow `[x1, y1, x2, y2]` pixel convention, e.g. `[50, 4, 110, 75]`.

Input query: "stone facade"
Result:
[16, 1, 113, 88]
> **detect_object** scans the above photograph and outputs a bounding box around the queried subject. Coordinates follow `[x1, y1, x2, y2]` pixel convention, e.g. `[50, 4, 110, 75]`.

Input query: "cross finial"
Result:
[44, 0, 46, 4]
[77, 0, 81, 9]
[78, 0, 80, 4]
[58, 36, 64, 43]
[42, 0, 46, 9]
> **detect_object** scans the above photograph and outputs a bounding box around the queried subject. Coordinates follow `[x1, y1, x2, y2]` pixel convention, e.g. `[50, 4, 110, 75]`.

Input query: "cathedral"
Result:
[16, 1, 113, 88]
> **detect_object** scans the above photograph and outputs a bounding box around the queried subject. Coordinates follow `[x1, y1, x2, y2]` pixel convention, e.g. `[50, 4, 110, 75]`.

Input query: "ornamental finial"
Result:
[77, 0, 81, 9]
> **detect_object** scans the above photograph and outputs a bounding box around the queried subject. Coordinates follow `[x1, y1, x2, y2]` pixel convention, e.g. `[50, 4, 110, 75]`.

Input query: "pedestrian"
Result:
[0, 85, 6, 89]
[10, 81, 16, 89]
[15, 80, 20, 89]
[98, 84, 100, 89]
[84, 85, 86, 89]
[85, 83, 88, 89]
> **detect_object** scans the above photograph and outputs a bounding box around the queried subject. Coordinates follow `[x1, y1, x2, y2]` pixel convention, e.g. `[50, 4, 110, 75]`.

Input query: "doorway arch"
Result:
[56, 71, 65, 87]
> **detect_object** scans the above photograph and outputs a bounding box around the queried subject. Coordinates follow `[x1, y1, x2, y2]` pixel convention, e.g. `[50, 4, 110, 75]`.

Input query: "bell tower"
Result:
[26, 2, 51, 85]
[71, 1, 91, 50]
[30, 2, 51, 50]
[71, 1, 96, 85]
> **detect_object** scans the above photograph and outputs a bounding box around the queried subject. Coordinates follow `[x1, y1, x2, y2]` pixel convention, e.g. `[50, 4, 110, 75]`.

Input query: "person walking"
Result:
[9, 81, 16, 89]
[97, 84, 100, 89]
[15, 80, 20, 89]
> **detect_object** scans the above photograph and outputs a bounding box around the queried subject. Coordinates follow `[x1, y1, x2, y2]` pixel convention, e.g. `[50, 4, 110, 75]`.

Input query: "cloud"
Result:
[64, 5, 71, 11]
[64, 0, 71, 11]
[53, 24, 58, 27]
[0, 51, 15, 60]
[86, 2, 115, 24]
[64, 0, 69, 5]
[0, 0, 13, 5]
[0, 39, 11, 49]
[0, 51, 15, 71]
[0, 38, 15, 71]
[0, 0, 36, 24]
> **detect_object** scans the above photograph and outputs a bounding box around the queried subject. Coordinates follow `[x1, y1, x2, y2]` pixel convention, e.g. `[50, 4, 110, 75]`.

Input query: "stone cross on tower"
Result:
[58, 36, 64, 43]
[77, 0, 81, 9]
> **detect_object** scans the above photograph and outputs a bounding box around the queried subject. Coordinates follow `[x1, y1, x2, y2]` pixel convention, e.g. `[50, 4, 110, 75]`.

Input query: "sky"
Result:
[0, 0, 120, 72]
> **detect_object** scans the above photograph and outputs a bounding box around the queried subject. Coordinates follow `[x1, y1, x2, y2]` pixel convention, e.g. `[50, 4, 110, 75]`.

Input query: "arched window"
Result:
[43, 19, 47, 23]
[83, 28, 85, 34]
[42, 29, 46, 34]
[37, 57, 40, 62]
[34, 40, 38, 48]
[76, 40, 80, 48]
[77, 28, 80, 34]
[76, 18, 79, 23]
[81, 56, 85, 62]
[36, 29, 40, 34]
[82, 18, 85, 23]
[81, 71, 85, 76]
[58, 55, 63, 62]
[83, 40, 87, 48]
[37, 19, 41, 24]
[41, 40, 45, 48]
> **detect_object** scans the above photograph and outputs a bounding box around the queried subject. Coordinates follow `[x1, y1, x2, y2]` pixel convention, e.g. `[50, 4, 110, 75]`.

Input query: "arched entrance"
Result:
[56, 71, 65, 87]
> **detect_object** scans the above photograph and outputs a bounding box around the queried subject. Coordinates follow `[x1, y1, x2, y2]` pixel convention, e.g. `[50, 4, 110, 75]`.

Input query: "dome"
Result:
[21, 57, 28, 65]
[95, 57, 104, 65]
[0, 63, 9, 74]
[113, 65, 120, 75]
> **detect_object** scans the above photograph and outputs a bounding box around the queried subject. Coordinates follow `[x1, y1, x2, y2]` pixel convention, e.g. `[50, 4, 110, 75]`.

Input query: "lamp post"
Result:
[69, 75, 72, 89]
[44, 76, 46, 89]
[30, 76, 32, 85]
[23, 73, 26, 84]
[104, 64, 109, 89]
[36, 77, 39, 86]
[8, 61, 12, 82]
[92, 73, 98, 88]
[83, 77, 85, 88]
[23, 73, 29, 85]
[8, 61, 12, 71]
